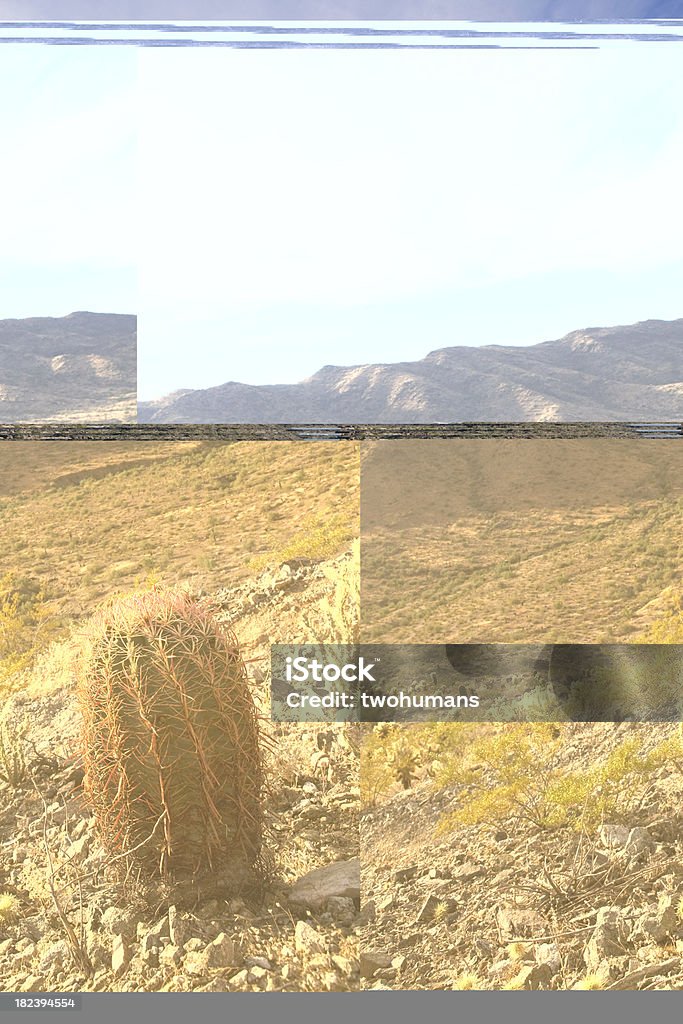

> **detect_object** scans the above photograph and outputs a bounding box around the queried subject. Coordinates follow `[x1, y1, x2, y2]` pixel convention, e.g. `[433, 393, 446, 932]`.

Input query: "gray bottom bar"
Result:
[3, 992, 683, 1024]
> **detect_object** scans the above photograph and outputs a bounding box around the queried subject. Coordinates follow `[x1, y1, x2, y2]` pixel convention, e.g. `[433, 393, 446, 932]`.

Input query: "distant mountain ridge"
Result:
[138, 318, 682, 423]
[0, 312, 136, 423]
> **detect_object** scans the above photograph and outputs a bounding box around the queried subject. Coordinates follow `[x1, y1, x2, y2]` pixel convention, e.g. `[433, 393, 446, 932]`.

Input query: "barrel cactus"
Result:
[76, 588, 263, 882]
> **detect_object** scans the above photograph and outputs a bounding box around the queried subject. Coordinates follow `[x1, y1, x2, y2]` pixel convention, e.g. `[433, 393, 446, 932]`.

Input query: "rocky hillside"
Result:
[138, 319, 683, 423]
[0, 312, 136, 423]
[361, 722, 683, 991]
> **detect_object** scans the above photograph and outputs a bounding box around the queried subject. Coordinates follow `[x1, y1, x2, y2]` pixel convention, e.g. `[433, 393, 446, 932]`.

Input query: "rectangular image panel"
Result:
[361, 439, 683, 644]
[0, 47, 136, 423]
[0, 440, 361, 993]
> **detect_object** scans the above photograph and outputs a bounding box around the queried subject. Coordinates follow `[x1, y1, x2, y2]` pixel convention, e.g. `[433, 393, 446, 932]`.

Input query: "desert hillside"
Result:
[361, 440, 683, 643]
[361, 721, 683, 991]
[0, 312, 136, 423]
[138, 319, 683, 424]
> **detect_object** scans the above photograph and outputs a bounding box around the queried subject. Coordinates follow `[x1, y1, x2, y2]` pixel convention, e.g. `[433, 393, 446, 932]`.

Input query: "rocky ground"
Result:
[361, 723, 683, 991]
[0, 550, 362, 993]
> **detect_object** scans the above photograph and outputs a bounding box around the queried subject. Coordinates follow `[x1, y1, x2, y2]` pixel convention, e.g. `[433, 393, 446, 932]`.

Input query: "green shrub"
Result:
[641, 594, 683, 643]
[0, 572, 62, 688]
[437, 725, 676, 833]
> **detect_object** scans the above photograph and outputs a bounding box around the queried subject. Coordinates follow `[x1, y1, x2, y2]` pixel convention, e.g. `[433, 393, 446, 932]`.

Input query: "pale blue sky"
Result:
[1, 31, 680, 398]
[0, 46, 135, 321]
[137, 38, 682, 397]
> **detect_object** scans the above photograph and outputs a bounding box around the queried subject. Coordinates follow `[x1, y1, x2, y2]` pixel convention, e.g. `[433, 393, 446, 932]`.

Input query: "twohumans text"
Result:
[285, 690, 481, 710]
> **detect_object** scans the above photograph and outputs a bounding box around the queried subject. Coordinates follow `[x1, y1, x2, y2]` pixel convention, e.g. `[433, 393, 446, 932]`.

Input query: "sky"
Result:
[0, 26, 680, 397]
[0, 46, 135, 320]
[137, 38, 682, 397]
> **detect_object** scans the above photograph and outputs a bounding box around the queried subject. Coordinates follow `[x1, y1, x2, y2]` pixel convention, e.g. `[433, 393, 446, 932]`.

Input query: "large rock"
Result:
[289, 858, 360, 911]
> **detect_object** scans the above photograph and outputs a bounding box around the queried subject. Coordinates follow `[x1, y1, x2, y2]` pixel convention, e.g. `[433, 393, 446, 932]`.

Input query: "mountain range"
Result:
[0, 312, 136, 423]
[138, 318, 682, 423]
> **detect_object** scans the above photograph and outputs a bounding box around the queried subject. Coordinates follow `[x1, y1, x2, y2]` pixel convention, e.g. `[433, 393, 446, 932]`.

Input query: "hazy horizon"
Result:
[0, 308, 135, 321]
[138, 303, 682, 401]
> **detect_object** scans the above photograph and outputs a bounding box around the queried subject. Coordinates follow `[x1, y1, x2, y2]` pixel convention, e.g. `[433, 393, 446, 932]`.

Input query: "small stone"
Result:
[14, 943, 36, 962]
[327, 896, 356, 924]
[65, 835, 89, 864]
[496, 905, 548, 940]
[208, 933, 237, 967]
[488, 959, 516, 983]
[360, 951, 393, 978]
[634, 894, 680, 944]
[393, 866, 419, 883]
[85, 934, 110, 968]
[535, 942, 561, 973]
[416, 894, 441, 924]
[625, 827, 653, 858]
[451, 861, 485, 882]
[136, 913, 167, 942]
[332, 955, 355, 976]
[510, 962, 553, 990]
[159, 944, 182, 967]
[111, 935, 130, 977]
[357, 899, 376, 925]
[248, 965, 268, 982]
[599, 824, 631, 849]
[294, 920, 326, 955]
[102, 907, 138, 941]
[584, 907, 629, 970]
[246, 956, 272, 971]
[184, 938, 204, 953]
[289, 858, 360, 911]
[229, 969, 250, 985]
[19, 975, 46, 992]
[302, 781, 318, 795]
[184, 951, 211, 977]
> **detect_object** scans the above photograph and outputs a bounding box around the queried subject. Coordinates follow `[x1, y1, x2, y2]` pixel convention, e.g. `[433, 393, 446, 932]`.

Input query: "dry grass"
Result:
[0, 441, 359, 687]
[361, 440, 683, 643]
